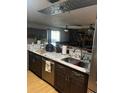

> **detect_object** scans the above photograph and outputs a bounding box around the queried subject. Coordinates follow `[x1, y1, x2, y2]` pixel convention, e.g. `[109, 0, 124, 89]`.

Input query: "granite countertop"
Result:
[28, 48, 90, 74]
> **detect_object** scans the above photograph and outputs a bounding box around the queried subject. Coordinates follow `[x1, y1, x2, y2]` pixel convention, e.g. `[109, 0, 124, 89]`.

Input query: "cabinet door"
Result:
[69, 70, 88, 93]
[55, 63, 66, 93]
[29, 52, 34, 72]
[64, 68, 71, 93]
[30, 53, 37, 73]
[28, 51, 31, 70]
[35, 55, 42, 78]
[29, 52, 42, 78]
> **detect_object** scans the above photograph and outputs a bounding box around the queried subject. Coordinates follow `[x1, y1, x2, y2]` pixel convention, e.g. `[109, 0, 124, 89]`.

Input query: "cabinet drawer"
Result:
[55, 64, 66, 72]
[71, 70, 85, 78]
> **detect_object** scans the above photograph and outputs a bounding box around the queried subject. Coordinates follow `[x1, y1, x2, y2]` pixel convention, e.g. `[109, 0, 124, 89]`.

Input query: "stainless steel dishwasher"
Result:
[42, 57, 55, 86]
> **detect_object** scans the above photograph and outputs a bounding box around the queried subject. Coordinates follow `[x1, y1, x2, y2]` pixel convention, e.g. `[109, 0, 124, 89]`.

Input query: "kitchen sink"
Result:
[61, 57, 86, 68]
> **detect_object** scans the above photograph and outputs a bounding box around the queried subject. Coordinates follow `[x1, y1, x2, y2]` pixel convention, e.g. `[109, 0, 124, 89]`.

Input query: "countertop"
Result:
[28, 48, 90, 74]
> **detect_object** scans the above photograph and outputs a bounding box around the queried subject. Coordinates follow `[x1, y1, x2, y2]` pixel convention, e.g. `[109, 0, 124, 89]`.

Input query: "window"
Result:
[51, 30, 60, 46]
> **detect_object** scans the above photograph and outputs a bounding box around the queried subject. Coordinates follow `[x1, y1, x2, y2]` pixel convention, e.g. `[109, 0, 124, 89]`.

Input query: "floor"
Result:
[27, 70, 58, 93]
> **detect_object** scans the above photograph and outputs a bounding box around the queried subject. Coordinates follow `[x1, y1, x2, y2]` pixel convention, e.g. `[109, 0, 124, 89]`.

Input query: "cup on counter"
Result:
[37, 40, 41, 44]
[31, 42, 34, 45]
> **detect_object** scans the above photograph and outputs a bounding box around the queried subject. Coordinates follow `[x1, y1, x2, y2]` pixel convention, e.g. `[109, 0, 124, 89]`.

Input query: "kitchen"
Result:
[27, 0, 97, 93]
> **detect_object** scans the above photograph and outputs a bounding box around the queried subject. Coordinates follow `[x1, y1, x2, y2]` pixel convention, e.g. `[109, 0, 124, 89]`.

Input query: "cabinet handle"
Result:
[65, 76, 69, 81]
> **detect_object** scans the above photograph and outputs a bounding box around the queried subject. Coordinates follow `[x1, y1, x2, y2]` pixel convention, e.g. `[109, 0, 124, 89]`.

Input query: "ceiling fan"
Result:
[64, 25, 69, 32]
[87, 24, 95, 35]
[63, 24, 89, 29]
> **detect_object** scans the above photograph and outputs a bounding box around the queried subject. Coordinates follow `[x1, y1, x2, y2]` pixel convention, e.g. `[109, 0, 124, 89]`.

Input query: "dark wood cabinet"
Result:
[28, 51, 34, 72]
[69, 70, 88, 93]
[55, 63, 66, 93]
[69, 29, 93, 49]
[55, 63, 88, 93]
[28, 51, 42, 78]
[34, 55, 42, 78]
[28, 51, 89, 93]
[27, 27, 47, 45]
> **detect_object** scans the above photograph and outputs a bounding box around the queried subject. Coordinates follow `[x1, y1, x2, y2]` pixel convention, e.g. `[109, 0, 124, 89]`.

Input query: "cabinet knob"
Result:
[65, 77, 67, 81]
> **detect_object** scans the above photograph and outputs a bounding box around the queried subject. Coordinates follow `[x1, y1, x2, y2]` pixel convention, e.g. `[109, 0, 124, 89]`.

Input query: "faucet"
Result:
[73, 48, 85, 60]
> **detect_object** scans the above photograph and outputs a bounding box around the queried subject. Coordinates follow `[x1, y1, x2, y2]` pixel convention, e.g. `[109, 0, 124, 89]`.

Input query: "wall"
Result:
[60, 29, 69, 42]
[68, 28, 94, 49]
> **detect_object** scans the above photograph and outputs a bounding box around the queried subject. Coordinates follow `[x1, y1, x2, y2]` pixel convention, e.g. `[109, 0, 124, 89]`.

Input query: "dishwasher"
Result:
[42, 57, 55, 86]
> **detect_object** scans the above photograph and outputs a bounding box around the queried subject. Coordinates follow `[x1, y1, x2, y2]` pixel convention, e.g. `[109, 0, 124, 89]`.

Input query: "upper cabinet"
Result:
[27, 28, 47, 44]
[27, 27, 94, 51]
[68, 29, 94, 49]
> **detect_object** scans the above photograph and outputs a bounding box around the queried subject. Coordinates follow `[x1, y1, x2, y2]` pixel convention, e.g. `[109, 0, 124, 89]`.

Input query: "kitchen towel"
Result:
[45, 61, 51, 73]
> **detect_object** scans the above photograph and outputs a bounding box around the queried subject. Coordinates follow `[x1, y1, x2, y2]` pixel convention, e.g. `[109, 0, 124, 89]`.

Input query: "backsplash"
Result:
[68, 47, 92, 63]
[27, 43, 46, 52]
[28, 44, 92, 64]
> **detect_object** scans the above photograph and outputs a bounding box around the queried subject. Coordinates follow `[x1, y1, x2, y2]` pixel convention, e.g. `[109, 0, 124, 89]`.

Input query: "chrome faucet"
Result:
[73, 48, 85, 60]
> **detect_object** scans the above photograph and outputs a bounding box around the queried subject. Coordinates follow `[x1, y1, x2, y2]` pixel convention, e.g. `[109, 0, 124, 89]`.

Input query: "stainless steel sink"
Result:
[61, 57, 86, 68]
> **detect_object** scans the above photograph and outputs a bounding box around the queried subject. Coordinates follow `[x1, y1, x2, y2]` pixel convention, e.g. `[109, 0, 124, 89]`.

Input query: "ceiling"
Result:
[27, 0, 97, 28]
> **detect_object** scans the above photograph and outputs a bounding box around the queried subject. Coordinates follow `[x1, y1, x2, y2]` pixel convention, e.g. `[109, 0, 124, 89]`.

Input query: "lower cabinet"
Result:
[69, 70, 88, 93]
[55, 63, 89, 93]
[28, 51, 42, 78]
[55, 64, 66, 93]
[29, 51, 34, 72]
[35, 55, 42, 78]
[28, 51, 89, 93]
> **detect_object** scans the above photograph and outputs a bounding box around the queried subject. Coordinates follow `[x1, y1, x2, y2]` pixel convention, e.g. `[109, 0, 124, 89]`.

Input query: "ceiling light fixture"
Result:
[64, 25, 69, 32]
[88, 24, 95, 35]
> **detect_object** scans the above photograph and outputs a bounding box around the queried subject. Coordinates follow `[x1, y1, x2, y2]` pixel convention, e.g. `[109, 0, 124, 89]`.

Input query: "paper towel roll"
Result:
[62, 45, 67, 54]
